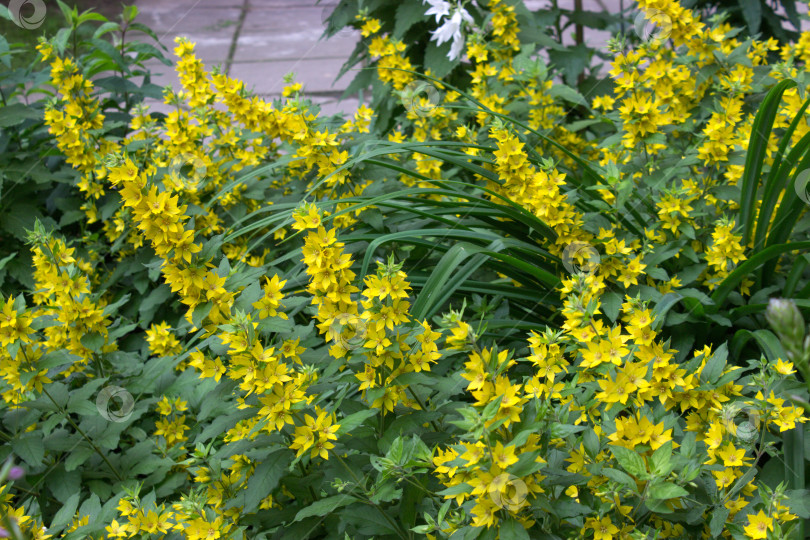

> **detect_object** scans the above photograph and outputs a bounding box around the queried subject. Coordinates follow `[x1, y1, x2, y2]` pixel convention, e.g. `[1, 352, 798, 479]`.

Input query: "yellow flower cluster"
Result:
[14, 1, 810, 537]
[704, 219, 746, 289]
[297, 207, 441, 412]
[368, 35, 415, 90]
[490, 127, 590, 256]
[0, 495, 51, 540]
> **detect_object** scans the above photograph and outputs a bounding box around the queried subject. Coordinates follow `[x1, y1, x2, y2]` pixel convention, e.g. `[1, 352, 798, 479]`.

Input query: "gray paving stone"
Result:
[151, 37, 232, 64]
[239, 6, 334, 33]
[251, 0, 330, 7]
[136, 7, 241, 34]
[135, 6, 241, 63]
[135, 0, 244, 10]
[132, 0, 810, 103]
[234, 29, 358, 62]
[228, 57, 354, 94]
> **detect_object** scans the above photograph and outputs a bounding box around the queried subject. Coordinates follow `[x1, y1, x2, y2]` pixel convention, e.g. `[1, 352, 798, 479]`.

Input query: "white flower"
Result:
[448, 27, 467, 60]
[430, 6, 474, 60]
[423, 0, 451, 23]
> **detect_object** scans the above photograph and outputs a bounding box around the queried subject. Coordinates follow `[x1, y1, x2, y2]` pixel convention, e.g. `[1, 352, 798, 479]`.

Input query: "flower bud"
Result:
[766, 298, 806, 356]
[766, 298, 804, 333]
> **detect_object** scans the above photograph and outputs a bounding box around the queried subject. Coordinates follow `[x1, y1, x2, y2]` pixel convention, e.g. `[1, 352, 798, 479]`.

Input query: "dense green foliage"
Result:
[1, 1, 810, 539]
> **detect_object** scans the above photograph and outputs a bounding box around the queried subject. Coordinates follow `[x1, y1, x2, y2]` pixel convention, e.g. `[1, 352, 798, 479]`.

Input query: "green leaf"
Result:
[394, 0, 426, 38]
[644, 497, 673, 514]
[39, 350, 80, 371]
[0, 252, 16, 272]
[337, 409, 378, 435]
[739, 79, 797, 247]
[737, 0, 761, 34]
[609, 445, 646, 478]
[509, 449, 545, 477]
[192, 301, 213, 328]
[239, 450, 291, 514]
[550, 423, 586, 438]
[548, 83, 588, 107]
[400, 479, 421, 527]
[601, 291, 621, 322]
[48, 492, 80, 535]
[0, 103, 41, 127]
[700, 342, 727, 383]
[88, 38, 128, 73]
[101, 294, 131, 318]
[753, 98, 810, 255]
[731, 328, 787, 363]
[12, 433, 45, 467]
[602, 468, 638, 492]
[293, 494, 355, 522]
[710, 507, 730, 537]
[650, 441, 673, 476]
[423, 41, 458, 79]
[582, 429, 600, 458]
[138, 284, 172, 324]
[80, 332, 105, 353]
[648, 482, 689, 500]
[499, 517, 531, 540]
[785, 489, 810, 518]
[65, 445, 95, 472]
[784, 426, 805, 498]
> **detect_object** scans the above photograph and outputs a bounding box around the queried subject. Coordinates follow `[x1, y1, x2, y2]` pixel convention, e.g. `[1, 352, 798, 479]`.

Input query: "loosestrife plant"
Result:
[2, 0, 810, 539]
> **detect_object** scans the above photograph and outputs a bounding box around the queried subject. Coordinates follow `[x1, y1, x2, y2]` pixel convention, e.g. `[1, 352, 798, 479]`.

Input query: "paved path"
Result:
[135, 0, 808, 118]
[135, 0, 627, 117]
[136, 0, 361, 116]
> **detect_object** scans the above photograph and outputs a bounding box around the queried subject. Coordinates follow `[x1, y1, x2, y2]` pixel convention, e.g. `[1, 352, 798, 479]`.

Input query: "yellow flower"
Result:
[587, 516, 619, 540]
[492, 442, 519, 469]
[743, 509, 773, 539]
[360, 18, 381, 37]
[105, 519, 129, 538]
[774, 359, 795, 375]
[593, 95, 616, 110]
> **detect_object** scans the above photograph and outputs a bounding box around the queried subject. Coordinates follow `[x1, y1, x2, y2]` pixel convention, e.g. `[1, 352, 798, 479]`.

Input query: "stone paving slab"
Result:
[137, 7, 242, 34]
[136, 7, 240, 63]
[134, 0, 359, 113]
[135, 0, 243, 9]
[234, 26, 358, 62]
[134, 0, 810, 120]
[154, 38, 231, 64]
[229, 56, 353, 95]
[239, 6, 331, 32]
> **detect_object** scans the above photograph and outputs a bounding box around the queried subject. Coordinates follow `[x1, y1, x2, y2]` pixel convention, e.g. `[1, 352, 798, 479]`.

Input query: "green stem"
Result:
[784, 424, 806, 540]
[40, 386, 124, 482]
[333, 453, 411, 540]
